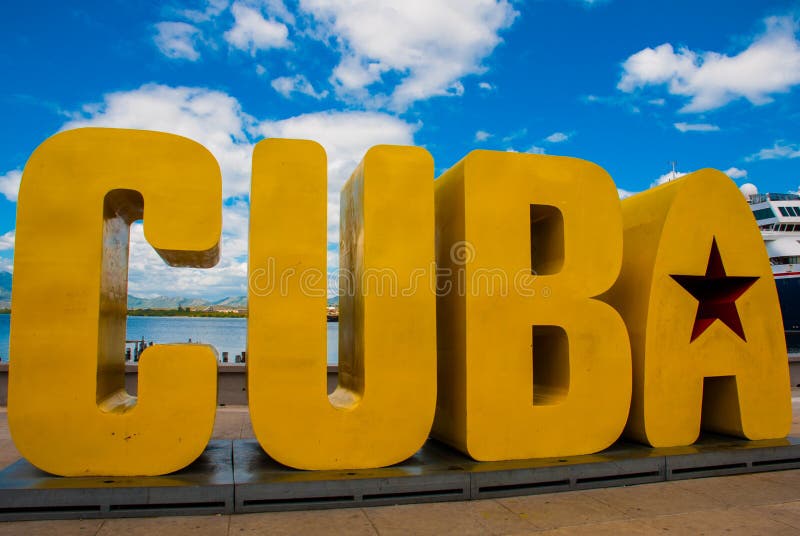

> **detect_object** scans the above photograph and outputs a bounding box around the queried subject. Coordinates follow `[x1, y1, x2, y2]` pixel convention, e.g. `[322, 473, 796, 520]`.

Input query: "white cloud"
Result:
[154, 21, 203, 61]
[62, 85, 254, 199]
[0, 230, 14, 251]
[648, 98, 665, 106]
[224, 1, 290, 54]
[644, 167, 742, 191]
[176, 0, 229, 23]
[122, 177, 266, 298]
[4, 85, 419, 298]
[300, 0, 518, 109]
[154, 1, 515, 109]
[674, 122, 720, 133]
[126, 219, 248, 298]
[57, 85, 256, 298]
[474, 130, 491, 142]
[746, 141, 800, 161]
[271, 74, 328, 99]
[618, 16, 800, 112]
[618, 188, 636, 199]
[725, 167, 748, 179]
[255, 111, 418, 244]
[651, 170, 687, 187]
[248, 0, 295, 25]
[0, 170, 21, 202]
[527, 145, 546, 154]
[545, 131, 570, 143]
[581, 93, 642, 113]
[156, 1, 294, 60]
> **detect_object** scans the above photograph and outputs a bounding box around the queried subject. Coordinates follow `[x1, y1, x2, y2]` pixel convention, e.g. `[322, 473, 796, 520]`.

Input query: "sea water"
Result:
[0, 314, 7, 362]
[0, 314, 339, 365]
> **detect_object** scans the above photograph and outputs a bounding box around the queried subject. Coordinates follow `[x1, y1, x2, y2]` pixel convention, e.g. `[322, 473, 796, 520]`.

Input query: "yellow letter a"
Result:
[605, 170, 791, 447]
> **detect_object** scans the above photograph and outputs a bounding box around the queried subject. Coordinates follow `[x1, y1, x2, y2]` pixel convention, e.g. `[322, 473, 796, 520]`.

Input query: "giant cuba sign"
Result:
[8, 128, 791, 476]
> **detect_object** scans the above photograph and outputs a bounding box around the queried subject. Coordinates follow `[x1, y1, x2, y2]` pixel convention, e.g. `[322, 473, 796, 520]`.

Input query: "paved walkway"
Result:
[1, 400, 800, 535]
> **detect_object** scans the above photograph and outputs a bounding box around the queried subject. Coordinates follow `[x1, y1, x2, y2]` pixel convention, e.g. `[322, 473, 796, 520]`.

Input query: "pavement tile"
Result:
[240, 421, 254, 438]
[752, 501, 800, 530]
[756, 468, 800, 487]
[498, 491, 628, 531]
[97, 514, 229, 536]
[363, 499, 533, 535]
[585, 480, 725, 518]
[0, 519, 103, 536]
[639, 506, 799, 535]
[212, 407, 252, 440]
[229, 508, 377, 535]
[0, 443, 20, 468]
[527, 518, 654, 535]
[671, 472, 800, 507]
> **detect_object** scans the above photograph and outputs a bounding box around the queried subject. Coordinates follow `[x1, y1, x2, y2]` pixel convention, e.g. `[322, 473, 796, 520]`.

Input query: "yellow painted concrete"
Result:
[2, 406, 800, 533]
[605, 170, 791, 447]
[8, 128, 221, 476]
[247, 139, 437, 470]
[432, 150, 631, 461]
[6, 128, 791, 475]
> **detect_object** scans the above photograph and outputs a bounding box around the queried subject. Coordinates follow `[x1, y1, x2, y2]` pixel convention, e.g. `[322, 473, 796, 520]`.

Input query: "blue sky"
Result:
[0, 0, 799, 298]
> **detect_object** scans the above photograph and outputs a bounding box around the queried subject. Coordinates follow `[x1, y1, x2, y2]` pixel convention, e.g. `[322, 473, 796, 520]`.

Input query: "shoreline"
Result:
[126, 310, 339, 321]
[128, 309, 246, 318]
[1, 310, 342, 322]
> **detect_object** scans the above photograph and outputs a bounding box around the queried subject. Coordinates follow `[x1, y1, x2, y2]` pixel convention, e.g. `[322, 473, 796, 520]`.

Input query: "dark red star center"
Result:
[670, 239, 758, 342]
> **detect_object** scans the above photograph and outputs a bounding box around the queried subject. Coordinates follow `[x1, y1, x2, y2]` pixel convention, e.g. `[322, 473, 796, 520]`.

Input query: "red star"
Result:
[670, 239, 758, 342]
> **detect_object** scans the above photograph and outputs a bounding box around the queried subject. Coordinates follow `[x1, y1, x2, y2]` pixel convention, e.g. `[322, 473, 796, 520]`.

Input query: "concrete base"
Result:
[1, 436, 800, 521]
[234, 439, 471, 513]
[0, 440, 233, 521]
[661, 435, 800, 480]
[466, 443, 666, 500]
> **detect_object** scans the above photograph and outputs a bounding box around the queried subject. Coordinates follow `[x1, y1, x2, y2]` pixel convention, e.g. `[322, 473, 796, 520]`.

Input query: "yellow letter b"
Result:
[433, 151, 632, 461]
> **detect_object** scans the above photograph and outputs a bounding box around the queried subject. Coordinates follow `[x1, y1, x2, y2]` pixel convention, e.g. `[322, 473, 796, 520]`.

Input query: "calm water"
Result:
[0, 314, 7, 362]
[0, 314, 339, 365]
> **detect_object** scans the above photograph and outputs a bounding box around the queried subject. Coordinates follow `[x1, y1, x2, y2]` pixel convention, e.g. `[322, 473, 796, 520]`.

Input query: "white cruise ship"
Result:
[743, 184, 800, 352]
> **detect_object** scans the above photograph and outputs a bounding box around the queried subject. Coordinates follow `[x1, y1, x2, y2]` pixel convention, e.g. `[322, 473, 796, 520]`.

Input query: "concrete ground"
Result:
[1, 401, 800, 535]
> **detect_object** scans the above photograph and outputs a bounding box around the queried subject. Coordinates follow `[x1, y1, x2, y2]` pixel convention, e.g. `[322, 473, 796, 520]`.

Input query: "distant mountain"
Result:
[127, 295, 216, 310]
[0, 280, 332, 311]
[211, 296, 248, 308]
[0, 276, 252, 311]
[126, 293, 333, 310]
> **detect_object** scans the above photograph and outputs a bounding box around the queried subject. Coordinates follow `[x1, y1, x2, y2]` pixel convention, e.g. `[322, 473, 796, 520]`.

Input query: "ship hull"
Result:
[775, 274, 800, 352]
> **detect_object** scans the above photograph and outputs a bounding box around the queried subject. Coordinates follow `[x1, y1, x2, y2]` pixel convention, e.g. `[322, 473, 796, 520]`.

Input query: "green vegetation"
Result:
[0, 308, 9, 314]
[128, 307, 246, 318]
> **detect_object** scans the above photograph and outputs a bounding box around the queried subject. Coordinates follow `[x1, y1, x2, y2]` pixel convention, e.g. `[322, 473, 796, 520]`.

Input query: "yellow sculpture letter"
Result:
[248, 139, 437, 470]
[433, 151, 632, 461]
[605, 170, 790, 447]
[9, 128, 221, 476]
